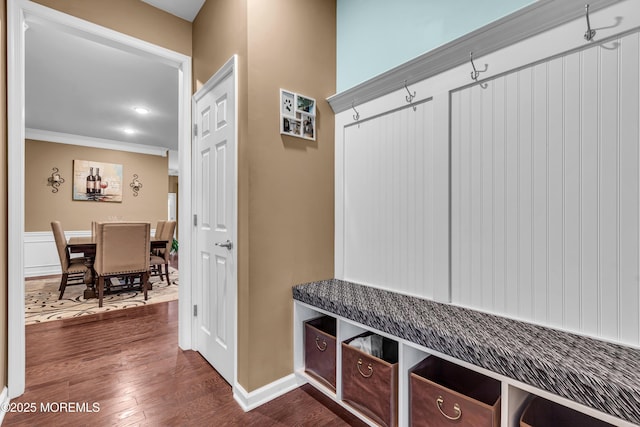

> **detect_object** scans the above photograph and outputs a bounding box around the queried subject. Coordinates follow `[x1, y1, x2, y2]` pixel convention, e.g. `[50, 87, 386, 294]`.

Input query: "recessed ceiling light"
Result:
[123, 128, 136, 135]
[133, 106, 149, 115]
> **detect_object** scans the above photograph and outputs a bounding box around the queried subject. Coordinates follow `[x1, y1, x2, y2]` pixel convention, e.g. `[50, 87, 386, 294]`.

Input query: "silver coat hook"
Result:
[351, 101, 360, 121]
[584, 4, 596, 41]
[403, 80, 416, 104]
[403, 80, 417, 111]
[470, 52, 481, 81]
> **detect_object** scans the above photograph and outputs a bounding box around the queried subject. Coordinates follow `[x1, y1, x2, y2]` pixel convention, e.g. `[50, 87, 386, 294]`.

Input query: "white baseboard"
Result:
[25, 264, 61, 277]
[232, 374, 304, 412]
[0, 387, 8, 424]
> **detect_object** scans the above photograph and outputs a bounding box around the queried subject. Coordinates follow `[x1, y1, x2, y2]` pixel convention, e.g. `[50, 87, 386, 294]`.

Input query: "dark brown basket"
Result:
[520, 396, 613, 427]
[342, 333, 399, 427]
[410, 356, 501, 427]
[304, 316, 337, 391]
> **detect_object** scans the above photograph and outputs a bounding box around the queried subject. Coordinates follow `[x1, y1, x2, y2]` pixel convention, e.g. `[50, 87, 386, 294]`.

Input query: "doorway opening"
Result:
[7, 0, 194, 398]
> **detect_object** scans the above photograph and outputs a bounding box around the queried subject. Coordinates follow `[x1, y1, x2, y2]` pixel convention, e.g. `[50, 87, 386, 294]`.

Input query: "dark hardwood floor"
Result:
[3, 300, 365, 426]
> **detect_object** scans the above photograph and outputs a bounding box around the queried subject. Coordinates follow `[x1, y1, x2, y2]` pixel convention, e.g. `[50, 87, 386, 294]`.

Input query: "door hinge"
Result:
[193, 123, 198, 137]
[193, 305, 198, 316]
[193, 214, 198, 227]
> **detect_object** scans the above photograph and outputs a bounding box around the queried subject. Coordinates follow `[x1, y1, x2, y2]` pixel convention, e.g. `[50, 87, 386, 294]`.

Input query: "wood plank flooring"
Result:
[3, 300, 366, 426]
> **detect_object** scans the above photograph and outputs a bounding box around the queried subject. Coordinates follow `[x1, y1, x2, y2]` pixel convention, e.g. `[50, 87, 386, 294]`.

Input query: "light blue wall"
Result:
[337, 0, 533, 92]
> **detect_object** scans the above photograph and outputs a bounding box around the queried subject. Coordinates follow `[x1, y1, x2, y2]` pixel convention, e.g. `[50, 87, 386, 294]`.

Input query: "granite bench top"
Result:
[293, 279, 640, 425]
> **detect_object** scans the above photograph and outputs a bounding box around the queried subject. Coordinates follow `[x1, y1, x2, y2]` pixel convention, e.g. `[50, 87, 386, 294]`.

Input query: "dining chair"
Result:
[51, 221, 93, 299]
[150, 220, 176, 283]
[94, 221, 151, 307]
[152, 220, 167, 257]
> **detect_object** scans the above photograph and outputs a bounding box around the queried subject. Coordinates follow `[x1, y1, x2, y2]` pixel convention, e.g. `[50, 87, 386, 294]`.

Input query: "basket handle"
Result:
[436, 396, 462, 420]
[315, 336, 327, 352]
[357, 358, 373, 378]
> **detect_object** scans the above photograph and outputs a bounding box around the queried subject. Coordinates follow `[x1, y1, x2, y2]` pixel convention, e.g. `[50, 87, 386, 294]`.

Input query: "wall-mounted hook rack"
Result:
[584, 4, 596, 41]
[351, 101, 360, 121]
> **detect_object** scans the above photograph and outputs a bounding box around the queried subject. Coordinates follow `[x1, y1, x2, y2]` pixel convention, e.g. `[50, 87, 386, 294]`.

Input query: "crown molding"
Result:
[328, 0, 619, 113]
[25, 128, 169, 157]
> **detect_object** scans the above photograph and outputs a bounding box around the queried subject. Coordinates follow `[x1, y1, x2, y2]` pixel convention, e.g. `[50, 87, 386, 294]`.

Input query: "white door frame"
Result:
[191, 55, 239, 391]
[6, 0, 194, 398]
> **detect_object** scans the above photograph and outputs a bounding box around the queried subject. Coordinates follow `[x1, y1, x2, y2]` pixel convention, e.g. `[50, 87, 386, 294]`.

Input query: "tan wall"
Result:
[194, 0, 336, 392]
[193, 0, 252, 389]
[25, 140, 168, 232]
[168, 175, 178, 193]
[1, 0, 8, 393]
[32, 0, 192, 56]
[244, 0, 335, 392]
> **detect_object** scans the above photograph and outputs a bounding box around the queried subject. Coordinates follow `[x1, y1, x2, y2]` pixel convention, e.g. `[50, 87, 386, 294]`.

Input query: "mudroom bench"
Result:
[292, 279, 640, 427]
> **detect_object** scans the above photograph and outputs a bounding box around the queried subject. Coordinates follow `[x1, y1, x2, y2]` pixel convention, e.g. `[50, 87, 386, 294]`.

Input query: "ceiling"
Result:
[141, 0, 206, 22]
[24, 0, 208, 171]
[26, 20, 179, 152]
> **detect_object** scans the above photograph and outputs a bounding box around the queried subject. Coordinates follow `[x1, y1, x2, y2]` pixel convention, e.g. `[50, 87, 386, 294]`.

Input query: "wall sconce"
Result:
[130, 174, 143, 197]
[47, 167, 65, 193]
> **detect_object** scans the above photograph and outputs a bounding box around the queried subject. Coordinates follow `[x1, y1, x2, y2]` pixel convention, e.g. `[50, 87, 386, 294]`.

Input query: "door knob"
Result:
[215, 240, 233, 250]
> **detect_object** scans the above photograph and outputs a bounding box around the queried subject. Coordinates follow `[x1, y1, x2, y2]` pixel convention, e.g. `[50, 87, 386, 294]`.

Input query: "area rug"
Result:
[25, 268, 178, 324]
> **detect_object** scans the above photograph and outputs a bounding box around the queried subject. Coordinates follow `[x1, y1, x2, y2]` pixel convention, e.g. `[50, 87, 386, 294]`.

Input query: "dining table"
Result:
[67, 236, 168, 299]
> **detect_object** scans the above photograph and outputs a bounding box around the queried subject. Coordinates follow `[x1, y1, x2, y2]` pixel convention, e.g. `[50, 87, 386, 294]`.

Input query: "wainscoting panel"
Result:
[24, 229, 157, 278]
[342, 100, 436, 298]
[451, 31, 640, 346]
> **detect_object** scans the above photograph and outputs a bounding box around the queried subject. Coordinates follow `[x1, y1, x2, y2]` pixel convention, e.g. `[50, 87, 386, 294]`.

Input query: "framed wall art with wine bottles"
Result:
[72, 159, 123, 202]
[280, 89, 316, 141]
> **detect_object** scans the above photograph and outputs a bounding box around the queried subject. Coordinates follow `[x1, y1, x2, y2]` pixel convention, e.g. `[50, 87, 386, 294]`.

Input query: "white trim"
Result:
[232, 374, 303, 412]
[328, 0, 618, 113]
[176, 45, 193, 353]
[231, 54, 240, 410]
[8, 0, 27, 400]
[0, 387, 9, 425]
[25, 128, 169, 157]
[8, 0, 193, 399]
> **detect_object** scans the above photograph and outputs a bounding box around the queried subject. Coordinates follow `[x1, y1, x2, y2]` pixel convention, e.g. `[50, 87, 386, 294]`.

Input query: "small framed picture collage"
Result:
[280, 89, 316, 141]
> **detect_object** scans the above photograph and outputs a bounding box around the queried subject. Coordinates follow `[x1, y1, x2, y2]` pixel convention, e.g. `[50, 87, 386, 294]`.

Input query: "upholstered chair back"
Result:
[161, 220, 176, 261]
[94, 222, 150, 276]
[51, 221, 70, 273]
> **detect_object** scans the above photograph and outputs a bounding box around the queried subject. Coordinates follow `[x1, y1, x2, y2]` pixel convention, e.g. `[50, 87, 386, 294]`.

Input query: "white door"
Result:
[193, 58, 237, 385]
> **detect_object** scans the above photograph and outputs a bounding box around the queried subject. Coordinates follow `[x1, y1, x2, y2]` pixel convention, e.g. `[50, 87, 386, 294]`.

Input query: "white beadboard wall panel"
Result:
[547, 57, 565, 328]
[343, 100, 436, 298]
[451, 30, 640, 346]
[532, 62, 549, 324]
[493, 77, 507, 314]
[618, 32, 640, 344]
[598, 39, 619, 340]
[335, 1, 640, 342]
[505, 72, 520, 319]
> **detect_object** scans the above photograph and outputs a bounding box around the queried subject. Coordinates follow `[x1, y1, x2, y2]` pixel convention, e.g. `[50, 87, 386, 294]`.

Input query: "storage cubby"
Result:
[293, 300, 632, 427]
[520, 396, 614, 427]
[342, 332, 399, 427]
[409, 356, 501, 427]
